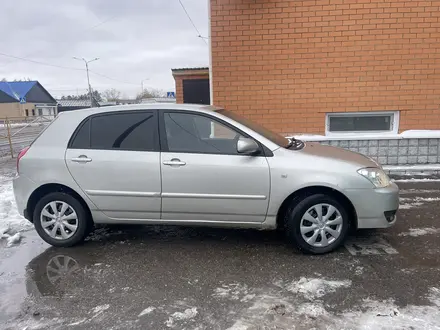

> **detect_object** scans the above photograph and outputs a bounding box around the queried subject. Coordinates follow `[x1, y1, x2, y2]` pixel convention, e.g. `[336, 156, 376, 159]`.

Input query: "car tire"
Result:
[285, 194, 350, 254]
[33, 192, 89, 247]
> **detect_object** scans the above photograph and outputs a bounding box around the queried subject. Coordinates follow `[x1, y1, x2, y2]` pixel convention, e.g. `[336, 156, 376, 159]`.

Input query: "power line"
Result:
[0, 14, 120, 68]
[82, 14, 119, 33]
[0, 52, 83, 71]
[89, 70, 139, 86]
[177, 0, 208, 45]
[0, 51, 139, 86]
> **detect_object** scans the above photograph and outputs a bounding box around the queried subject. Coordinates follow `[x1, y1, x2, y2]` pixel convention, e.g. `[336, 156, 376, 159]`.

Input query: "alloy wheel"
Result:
[300, 203, 343, 248]
[40, 201, 79, 240]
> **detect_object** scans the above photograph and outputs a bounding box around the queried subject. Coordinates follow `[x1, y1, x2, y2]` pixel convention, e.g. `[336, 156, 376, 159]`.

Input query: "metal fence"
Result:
[0, 116, 54, 158]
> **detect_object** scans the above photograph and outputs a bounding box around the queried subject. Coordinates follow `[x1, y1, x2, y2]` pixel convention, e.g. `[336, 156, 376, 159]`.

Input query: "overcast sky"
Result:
[0, 0, 209, 99]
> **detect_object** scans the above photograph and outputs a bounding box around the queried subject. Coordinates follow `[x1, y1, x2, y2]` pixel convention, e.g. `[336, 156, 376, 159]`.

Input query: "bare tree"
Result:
[102, 88, 122, 102]
[136, 88, 165, 100]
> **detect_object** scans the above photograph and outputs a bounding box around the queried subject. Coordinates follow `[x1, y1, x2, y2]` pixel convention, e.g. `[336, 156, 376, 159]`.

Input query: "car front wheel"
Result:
[285, 194, 350, 254]
[33, 192, 89, 247]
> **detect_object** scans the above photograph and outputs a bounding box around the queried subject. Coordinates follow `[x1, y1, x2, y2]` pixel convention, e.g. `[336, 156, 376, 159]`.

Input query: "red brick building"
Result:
[175, 0, 440, 136]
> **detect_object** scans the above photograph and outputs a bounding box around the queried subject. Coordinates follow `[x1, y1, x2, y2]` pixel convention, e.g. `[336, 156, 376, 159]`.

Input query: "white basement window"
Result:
[325, 111, 399, 135]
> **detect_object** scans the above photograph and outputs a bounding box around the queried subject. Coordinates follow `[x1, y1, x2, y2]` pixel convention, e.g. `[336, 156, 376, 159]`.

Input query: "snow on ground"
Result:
[213, 283, 250, 300]
[399, 202, 423, 209]
[138, 306, 156, 317]
[91, 304, 110, 314]
[414, 197, 440, 202]
[384, 164, 440, 172]
[284, 277, 352, 300]
[0, 175, 33, 244]
[399, 196, 440, 209]
[393, 178, 440, 182]
[165, 307, 198, 328]
[225, 284, 440, 330]
[6, 232, 21, 247]
[399, 228, 440, 237]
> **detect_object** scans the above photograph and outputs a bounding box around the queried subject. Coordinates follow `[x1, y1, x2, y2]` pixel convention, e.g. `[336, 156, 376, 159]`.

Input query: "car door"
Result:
[159, 110, 270, 223]
[65, 110, 161, 220]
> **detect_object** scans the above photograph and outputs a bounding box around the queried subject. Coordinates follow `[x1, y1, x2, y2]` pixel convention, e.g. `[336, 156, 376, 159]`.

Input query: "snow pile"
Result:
[165, 307, 198, 328]
[226, 286, 440, 330]
[0, 177, 33, 235]
[5, 232, 21, 247]
[138, 306, 156, 317]
[285, 277, 352, 300]
[399, 228, 440, 237]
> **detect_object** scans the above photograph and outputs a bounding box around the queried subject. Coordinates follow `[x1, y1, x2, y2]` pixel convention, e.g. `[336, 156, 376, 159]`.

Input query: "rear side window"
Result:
[69, 111, 158, 151]
[70, 119, 90, 149]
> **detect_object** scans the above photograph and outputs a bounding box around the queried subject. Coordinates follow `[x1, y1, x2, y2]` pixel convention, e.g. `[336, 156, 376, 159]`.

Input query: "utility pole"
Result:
[73, 57, 99, 107]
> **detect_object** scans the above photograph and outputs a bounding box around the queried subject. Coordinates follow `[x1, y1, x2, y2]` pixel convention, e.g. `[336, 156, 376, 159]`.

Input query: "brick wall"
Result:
[211, 0, 440, 135]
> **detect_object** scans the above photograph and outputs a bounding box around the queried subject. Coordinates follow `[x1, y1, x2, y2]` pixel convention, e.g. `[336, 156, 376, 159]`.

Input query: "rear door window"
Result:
[69, 111, 158, 151]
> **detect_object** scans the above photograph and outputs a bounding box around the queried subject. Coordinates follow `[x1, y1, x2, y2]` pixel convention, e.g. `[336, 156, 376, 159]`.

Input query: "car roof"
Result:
[59, 103, 223, 117]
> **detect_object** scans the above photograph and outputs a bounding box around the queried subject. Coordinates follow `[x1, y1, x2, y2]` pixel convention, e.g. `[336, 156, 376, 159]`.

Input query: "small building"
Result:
[141, 97, 176, 104]
[116, 99, 138, 105]
[0, 81, 57, 118]
[172, 67, 210, 105]
[57, 100, 116, 112]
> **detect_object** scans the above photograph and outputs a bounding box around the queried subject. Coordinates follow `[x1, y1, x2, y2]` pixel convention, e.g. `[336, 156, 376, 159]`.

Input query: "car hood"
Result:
[298, 142, 379, 168]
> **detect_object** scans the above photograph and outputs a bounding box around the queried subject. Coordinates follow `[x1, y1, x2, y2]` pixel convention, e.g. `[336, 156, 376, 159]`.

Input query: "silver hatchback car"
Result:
[13, 104, 399, 254]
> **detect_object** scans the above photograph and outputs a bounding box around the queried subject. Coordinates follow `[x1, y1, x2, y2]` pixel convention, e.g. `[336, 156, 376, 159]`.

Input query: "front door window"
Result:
[163, 112, 243, 155]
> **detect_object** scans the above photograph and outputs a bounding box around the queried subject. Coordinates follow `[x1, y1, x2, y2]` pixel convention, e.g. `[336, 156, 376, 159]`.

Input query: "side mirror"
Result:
[237, 137, 260, 155]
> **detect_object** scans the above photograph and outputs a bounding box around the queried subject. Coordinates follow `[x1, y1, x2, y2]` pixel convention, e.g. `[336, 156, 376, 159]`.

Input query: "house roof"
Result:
[171, 67, 209, 71]
[57, 99, 116, 107]
[171, 67, 209, 77]
[141, 97, 176, 104]
[0, 81, 38, 100]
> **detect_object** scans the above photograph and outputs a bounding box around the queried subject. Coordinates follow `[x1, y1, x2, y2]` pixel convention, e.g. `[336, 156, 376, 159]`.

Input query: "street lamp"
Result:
[141, 78, 149, 94]
[73, 57, 99, 107]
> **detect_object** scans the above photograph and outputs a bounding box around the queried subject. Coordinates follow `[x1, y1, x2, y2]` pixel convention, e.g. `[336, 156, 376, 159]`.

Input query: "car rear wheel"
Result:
[33, 192, 89, 247]
[285, 194, 350, 254]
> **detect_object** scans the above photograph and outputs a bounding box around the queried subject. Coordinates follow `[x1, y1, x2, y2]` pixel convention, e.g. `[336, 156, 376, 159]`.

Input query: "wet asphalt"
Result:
[0, 180, 440, 329]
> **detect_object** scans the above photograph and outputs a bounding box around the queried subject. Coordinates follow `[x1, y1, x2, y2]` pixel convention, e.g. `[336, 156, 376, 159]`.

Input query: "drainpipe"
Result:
[208, 0, 214, 105]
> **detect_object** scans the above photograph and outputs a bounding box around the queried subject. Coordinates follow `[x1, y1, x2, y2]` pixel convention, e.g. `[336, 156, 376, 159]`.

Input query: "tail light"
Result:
[17, 146, 30, 174]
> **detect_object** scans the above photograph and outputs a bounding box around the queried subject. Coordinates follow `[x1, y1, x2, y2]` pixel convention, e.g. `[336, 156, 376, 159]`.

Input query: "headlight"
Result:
[357, 167, 391, 188]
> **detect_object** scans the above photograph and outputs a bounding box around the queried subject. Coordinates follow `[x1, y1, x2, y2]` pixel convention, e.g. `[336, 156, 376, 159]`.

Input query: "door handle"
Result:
[71, 155, 92, 163]
[163, 158, 186, 167]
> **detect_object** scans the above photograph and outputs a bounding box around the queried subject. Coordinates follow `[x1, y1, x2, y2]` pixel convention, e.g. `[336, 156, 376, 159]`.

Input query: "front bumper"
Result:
[344, 182, 399, 229]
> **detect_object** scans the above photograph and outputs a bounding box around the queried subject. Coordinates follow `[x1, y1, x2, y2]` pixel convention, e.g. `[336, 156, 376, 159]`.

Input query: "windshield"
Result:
[217, 109, 290, 148]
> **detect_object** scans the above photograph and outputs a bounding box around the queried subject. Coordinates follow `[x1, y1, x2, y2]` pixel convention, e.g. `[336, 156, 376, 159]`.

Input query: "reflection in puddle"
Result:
[46, 255, 80, 285]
